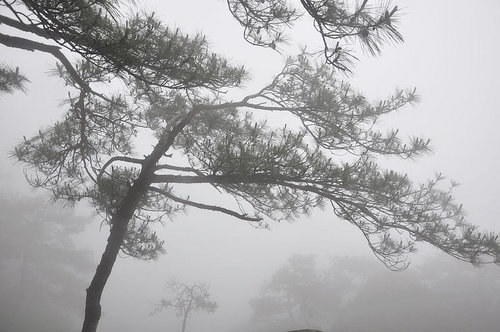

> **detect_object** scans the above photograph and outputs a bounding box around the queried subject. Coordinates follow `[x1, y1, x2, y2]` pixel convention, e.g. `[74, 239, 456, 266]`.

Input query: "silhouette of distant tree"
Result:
[152, 279, 217, 332]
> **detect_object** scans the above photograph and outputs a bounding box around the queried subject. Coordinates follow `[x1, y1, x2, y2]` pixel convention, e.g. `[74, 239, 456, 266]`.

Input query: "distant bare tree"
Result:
[152, 279, 217, 332]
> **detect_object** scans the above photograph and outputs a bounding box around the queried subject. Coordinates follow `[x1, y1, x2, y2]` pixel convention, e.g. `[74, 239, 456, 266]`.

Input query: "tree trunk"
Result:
[81, 178, 150, 332]
[81, 220, 127, 332]
[80, 109, 199, 332]
[181, 311, 188, 332]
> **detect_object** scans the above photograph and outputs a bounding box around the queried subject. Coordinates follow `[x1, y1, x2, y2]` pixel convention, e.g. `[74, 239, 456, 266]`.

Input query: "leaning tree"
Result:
[1, 1, 499, 332]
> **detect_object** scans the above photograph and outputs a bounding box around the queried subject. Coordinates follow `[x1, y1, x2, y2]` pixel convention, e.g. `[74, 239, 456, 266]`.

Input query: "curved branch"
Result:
[0, 13, 52, 39]
[0, 32, 118, 104]
[148, 186, 263, 223]
[98, 156, 145, 180]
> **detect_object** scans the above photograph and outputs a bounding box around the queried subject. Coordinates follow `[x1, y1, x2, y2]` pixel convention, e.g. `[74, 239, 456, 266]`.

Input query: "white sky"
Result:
[1, 1, 500, 331]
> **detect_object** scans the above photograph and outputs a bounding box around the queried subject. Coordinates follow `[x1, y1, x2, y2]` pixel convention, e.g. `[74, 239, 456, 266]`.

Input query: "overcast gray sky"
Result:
[1, 1, 500, 331]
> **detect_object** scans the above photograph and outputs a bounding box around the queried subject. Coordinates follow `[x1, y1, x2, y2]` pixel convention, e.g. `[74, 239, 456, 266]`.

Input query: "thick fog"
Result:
[1, 0, 500, 332]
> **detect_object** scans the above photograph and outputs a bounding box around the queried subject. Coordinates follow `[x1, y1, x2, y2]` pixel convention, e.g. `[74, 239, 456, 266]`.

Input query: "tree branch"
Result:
[98, 156, 145, 180]
[0, 32, 118, 104]
[148, 186, 263, 223]
[154, 164, 209, 177]
[152, 173, 279, 185]
[0, 13, 52, 39]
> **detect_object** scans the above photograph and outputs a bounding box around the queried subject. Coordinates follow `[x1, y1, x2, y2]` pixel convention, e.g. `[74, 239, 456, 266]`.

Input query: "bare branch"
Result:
[148, 186, 263, 223]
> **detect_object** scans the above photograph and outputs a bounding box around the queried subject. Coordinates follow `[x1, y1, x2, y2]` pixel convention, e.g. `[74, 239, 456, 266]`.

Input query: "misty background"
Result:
[1, 0, 500, 331]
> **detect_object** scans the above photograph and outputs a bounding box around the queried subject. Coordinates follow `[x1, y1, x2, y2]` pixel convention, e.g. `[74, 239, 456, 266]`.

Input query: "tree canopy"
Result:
[1, 1, 499, 331]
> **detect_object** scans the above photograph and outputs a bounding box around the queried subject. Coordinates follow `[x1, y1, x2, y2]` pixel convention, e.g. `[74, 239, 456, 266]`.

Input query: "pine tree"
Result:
[1, 1, 499, 332]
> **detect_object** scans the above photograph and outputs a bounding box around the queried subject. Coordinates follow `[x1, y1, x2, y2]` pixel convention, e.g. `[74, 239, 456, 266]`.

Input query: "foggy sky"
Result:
[1, 1, 500, 331]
